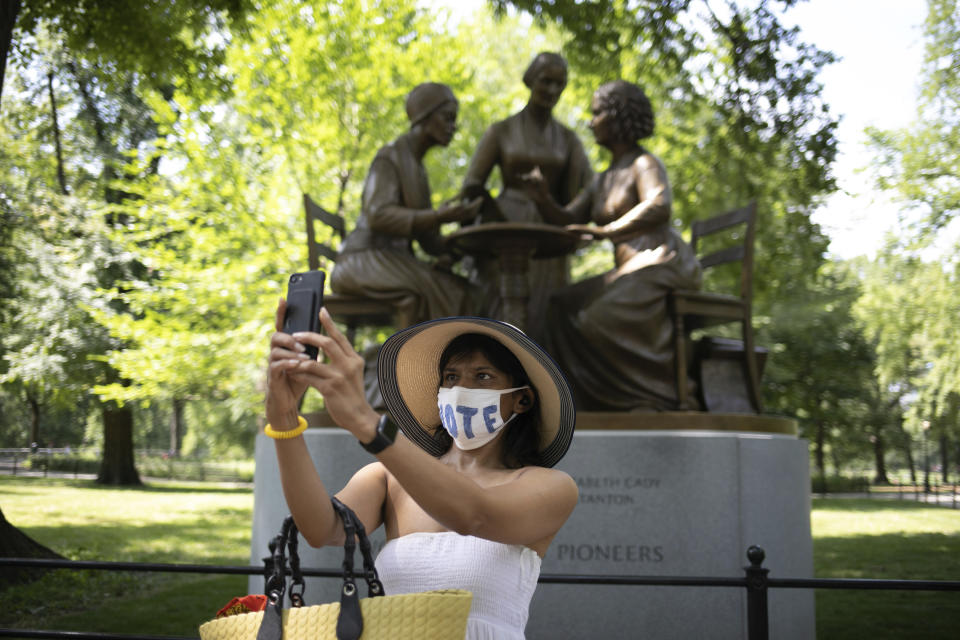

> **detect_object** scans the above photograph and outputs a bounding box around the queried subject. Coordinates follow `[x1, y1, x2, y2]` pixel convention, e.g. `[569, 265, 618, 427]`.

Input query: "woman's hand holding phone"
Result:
[266, 268, 378, 440]
[284, 309, 379, 439]
[266, 298, 316, 429]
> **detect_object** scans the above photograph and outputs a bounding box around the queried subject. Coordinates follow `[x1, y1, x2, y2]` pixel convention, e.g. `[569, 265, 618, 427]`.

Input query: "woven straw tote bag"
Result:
[199, 499, 471, 640]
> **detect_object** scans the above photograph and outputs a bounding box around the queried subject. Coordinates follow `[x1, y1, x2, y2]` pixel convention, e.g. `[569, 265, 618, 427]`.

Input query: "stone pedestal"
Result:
[250, 412, 814, 640]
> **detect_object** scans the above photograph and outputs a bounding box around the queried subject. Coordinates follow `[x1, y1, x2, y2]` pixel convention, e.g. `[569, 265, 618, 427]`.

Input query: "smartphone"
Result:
[282, 270, 326, 359]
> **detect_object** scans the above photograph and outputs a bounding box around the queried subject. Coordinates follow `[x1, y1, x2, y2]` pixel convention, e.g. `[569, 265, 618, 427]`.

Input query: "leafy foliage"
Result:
[763, 261, 880, 477]
[86, 0, 576, 435]
[1, 0, 933, 485]
[854, 244, 960, 458]
[866, 0, 960, 235]
[12, 0, 251, 96]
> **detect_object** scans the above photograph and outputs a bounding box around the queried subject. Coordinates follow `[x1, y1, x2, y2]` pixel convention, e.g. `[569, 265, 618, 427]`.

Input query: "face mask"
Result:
[436, 386, 529, 450]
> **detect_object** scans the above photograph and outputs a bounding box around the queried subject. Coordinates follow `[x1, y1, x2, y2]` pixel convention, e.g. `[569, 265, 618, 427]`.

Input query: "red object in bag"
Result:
[215, 594, 269, 618]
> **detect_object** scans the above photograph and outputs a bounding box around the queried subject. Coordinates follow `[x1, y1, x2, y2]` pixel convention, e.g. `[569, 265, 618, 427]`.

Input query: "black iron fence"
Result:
[2, 546, 960, 640]
[0, 448, 253, 484]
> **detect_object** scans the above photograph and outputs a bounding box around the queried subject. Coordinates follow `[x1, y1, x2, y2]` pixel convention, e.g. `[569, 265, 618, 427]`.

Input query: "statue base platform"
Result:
[250, 412, 813, 640]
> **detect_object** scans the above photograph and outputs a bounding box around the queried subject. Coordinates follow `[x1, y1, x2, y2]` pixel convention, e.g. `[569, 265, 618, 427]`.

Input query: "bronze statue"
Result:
[460, 52, 593, 337]
[330, 83, 481, 324]
[524, 80, 703, 411]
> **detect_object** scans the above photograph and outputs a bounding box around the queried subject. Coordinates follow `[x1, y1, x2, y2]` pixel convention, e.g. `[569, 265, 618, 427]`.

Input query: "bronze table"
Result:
[446, 222, 581, 331]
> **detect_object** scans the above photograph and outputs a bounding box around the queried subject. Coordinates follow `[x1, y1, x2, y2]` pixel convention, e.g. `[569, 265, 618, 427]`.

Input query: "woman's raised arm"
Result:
[266, 300, 386, 546]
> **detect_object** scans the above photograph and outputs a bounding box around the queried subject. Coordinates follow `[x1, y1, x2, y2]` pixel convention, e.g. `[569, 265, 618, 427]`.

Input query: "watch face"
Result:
[363, 414, 398, 454]
[381, 414, 399, 441]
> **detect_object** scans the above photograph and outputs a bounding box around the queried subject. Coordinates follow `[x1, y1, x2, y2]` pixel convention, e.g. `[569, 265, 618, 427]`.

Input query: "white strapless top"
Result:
[374, 531, 542, 639]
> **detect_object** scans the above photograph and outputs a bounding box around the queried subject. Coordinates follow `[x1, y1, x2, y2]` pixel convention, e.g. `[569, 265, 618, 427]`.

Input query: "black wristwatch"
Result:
[360, 413, 398, 454]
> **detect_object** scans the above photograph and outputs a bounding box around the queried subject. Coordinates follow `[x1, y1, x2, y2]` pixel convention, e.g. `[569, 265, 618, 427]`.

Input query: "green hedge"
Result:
[811, 474, 872, 494]
[20, 453, 253, 483]
[24, 453, 99, 475]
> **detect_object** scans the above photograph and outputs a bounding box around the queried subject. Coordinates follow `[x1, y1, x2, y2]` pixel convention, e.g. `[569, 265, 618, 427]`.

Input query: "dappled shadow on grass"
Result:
[814, 532, 960, 580]
[814, 531, 960, 639]
[0, 475, 255, 633]
[113, 481, 252, 495]
[22, 518, 253, 565]
[1, 513, 256, 631]
[44, 573, 250, 636]
[1, 572, 249, 634]
[0, 475, 252, 495]
[816, 589, 959, 640]
[811, 497, 951, 512]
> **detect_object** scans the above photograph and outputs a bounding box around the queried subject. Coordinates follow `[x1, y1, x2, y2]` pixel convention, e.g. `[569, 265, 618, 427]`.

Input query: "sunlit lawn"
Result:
[2, 478, 960, 638]
[811, 498, 960, 639]
[0, 476, 254, 636]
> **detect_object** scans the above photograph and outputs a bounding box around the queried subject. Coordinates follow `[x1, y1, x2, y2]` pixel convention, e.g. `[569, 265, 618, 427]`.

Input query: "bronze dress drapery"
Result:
[330, 132, 468, 324]
[462, 108, 592, 339]
[544, 148, 702, 411]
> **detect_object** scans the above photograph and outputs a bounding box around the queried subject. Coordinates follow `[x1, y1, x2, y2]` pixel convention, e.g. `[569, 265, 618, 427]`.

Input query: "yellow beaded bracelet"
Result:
[264, 415, 308, 440]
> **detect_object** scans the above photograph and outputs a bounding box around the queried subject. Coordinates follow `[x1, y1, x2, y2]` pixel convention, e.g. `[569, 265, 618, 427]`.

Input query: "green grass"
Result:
[0, 476, 254, 637]
[2, 479, 959, 638]
[811, 498, 960, 639]
[26, 452, 256, 483]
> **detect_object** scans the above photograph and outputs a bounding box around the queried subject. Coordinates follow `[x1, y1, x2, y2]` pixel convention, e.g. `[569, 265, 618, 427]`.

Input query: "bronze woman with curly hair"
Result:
[524, 80, 702, 411]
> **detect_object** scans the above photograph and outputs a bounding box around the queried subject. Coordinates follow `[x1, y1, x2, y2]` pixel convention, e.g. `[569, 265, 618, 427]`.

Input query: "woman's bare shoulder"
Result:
[516, 465, 579, 494]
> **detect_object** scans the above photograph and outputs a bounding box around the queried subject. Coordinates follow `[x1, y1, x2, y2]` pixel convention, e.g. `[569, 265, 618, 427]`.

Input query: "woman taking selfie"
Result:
[265, 305, 578, 639]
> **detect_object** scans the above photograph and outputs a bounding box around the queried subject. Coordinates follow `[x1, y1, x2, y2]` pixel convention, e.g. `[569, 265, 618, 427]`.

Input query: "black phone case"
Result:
[282, 270, 326, 359]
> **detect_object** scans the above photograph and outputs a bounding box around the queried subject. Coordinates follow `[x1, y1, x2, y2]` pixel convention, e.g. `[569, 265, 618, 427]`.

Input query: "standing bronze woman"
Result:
[525, 80, 703, 411]
[460, 52, 593, 338]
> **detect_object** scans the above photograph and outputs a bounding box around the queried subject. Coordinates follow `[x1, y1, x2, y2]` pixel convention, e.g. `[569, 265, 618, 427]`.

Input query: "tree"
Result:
[845, 0, 960, 482]
[496, 0, 838, 308]
[89, 0, 570, 452]
[497, 1, 849, 454]
[1, 0, 259, 481]
[0, 0, 18, 108]
[0, 226, 107, 446]
[1, 0, 251, 104]
[867, 0, 960, 236]
[764, 261, 879, 487]
[854, 242, 960, 483]
[0, 507, 63, 590]
[3, 0, 848, 467]
[0, 62, 113, 451]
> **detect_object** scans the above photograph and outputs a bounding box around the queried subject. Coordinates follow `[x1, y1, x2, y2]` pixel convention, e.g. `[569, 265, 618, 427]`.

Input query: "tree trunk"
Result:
[872, 429, 889, 484]
[814, 419, 826, 493]
[27, 389, 40, 446]
[169, 396, 185, 456]
[955, 441, 960, 483]
[940, 434, 949, 483]
[0, 505, 64, 589]
[47, 71, 69, 195]
[897, 415, 916, 483]
[0, 0, 20, 107]
[97, 400, 140, 486]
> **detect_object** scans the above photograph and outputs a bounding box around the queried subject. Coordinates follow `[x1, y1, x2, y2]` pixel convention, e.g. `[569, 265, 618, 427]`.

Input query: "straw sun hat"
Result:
[377, 317, 576, 468]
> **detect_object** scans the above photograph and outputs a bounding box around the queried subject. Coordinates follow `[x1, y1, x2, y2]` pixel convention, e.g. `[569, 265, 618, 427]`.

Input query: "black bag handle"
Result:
[257, 500, 385, 640]
[256, 516, 295, 640]
[335, 498, 385, 597]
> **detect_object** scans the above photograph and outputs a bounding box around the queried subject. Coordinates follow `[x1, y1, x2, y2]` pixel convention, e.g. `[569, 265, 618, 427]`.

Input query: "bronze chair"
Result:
[669, 201, 762, 413]
[303, 194, 411, 344]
